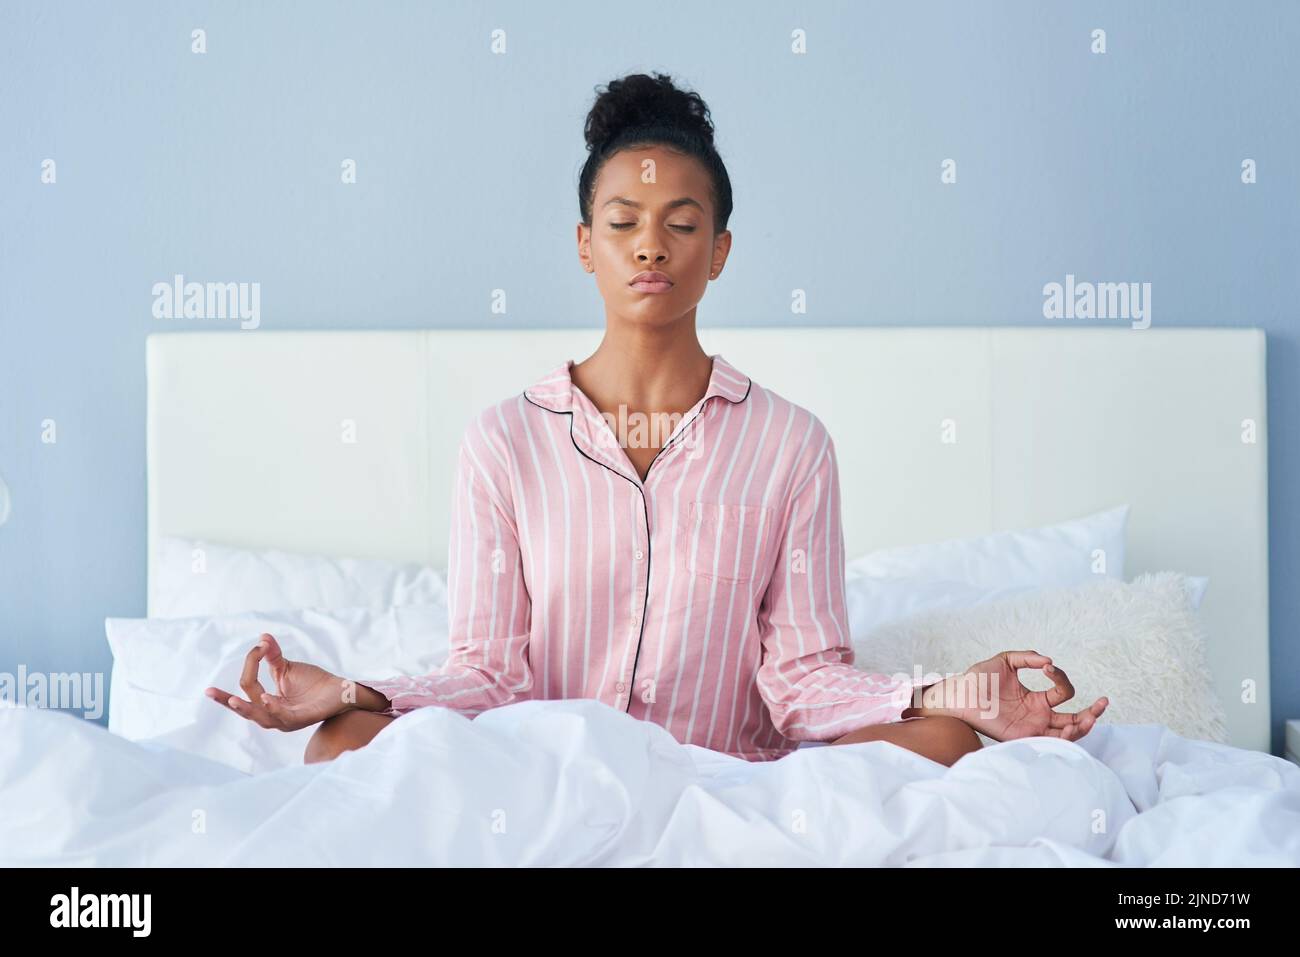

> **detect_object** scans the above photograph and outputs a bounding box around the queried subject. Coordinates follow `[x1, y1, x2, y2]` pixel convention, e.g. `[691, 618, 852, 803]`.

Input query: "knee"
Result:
[304, 711, 388, 765]
[304, 715, 346, 764]
[830, 713, 984, 767]
[927, 715, 983, 766]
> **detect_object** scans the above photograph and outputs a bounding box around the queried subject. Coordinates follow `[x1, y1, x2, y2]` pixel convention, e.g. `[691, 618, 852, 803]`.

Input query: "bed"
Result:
[2, 326, 1296, 867]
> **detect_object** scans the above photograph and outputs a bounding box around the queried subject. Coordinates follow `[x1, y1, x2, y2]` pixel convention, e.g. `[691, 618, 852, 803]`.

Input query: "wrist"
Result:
[903, 677, 959, 719]
[347, 681, 391, 714]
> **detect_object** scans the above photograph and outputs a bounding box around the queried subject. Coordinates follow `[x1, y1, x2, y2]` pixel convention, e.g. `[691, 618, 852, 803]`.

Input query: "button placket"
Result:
[624, 487, 651, 710]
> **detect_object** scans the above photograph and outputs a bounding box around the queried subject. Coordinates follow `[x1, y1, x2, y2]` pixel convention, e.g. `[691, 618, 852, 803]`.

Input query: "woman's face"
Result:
[579, 145, 731, 328]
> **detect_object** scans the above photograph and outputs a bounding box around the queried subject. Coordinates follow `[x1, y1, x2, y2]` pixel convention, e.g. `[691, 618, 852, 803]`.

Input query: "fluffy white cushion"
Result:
[153, 536, 447, 618]
[844, 572, 1209, 645]
[851, 571, 1228, 745]
[846, 505, 1129, 590]
[105, 604, 451, 774]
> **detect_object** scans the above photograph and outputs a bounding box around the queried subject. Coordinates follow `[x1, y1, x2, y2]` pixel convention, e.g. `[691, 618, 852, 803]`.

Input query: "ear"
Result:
[709, 229, 733, 278]
[577, 222, 594, 273]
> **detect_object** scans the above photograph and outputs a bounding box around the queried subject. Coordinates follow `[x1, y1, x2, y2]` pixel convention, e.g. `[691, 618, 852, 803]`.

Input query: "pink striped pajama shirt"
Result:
[364, 354, 924, 761]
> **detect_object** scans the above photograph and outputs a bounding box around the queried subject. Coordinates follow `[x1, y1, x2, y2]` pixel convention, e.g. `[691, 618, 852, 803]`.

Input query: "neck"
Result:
[573, 315, 713, 415]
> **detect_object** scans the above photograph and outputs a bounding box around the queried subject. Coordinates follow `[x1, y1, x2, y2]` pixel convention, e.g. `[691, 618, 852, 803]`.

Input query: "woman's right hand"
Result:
[204, 633, 354, 732]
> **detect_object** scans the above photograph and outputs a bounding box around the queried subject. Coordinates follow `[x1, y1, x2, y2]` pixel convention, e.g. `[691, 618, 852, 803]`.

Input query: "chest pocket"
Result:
[684, 500, 776, 584]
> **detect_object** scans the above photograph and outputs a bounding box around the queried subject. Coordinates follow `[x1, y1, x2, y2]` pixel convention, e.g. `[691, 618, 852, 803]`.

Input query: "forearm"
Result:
[900, 680, 952, 719]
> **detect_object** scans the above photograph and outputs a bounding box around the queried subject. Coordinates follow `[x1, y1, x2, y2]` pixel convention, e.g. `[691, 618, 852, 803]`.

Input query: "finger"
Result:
[240, 639, 271, 702]
[1045, 693, 1110, 735]
[1051, 706, 1100, 741]
[1064, 708, 1098, 741]
[1047, 709, 1083, 732]
[224, 692, 277, 728]
[1001, 649, 1053, 671]
[1083, 697, 1109, 726]
[206, 686, 266, 725]
[1043, 712, 1078, 738]
[205, 686, 238, 711]
[259, 693, 295, 729]
[259, 633, 283, 660]
[1041, 661, 1076, 708]
[259, 633, 287, 682]
[1048, 709, 1078, 729]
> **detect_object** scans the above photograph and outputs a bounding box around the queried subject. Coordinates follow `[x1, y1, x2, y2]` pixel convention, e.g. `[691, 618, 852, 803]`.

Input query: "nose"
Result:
[634, 222, 672, 266]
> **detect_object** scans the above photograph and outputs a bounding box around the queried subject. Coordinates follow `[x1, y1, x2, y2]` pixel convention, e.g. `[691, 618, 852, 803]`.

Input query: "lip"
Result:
[629, 271, 674, 294]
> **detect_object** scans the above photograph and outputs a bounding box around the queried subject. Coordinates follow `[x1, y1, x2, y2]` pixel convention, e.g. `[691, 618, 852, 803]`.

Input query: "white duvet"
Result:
[2, 699, 1297, 867]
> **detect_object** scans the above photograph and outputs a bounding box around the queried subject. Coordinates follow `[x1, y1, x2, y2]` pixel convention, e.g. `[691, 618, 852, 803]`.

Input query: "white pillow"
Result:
[852, 571, 1228, 745]
[845, 576, 1034, 643]
[105, 603, 451, 774]
[153, 536, 447, 618]
[846, 505, 1129, 591]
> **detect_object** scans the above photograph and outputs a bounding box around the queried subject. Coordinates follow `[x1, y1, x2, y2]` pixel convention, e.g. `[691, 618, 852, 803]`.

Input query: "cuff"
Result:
[357, 680, 404, 717]
[880, 670, 932, 723]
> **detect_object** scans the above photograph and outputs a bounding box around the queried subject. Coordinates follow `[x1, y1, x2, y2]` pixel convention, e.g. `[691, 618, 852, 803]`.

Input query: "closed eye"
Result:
[610, 223, 696, 233]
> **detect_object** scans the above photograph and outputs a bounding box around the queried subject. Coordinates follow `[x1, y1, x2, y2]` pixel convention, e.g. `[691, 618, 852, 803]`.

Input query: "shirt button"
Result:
[634, 549, 644, 561]
[616, 681, 627, 694]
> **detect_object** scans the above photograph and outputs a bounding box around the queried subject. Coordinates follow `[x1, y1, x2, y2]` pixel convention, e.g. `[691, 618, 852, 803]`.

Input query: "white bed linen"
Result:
[3, 699, 1296, 867]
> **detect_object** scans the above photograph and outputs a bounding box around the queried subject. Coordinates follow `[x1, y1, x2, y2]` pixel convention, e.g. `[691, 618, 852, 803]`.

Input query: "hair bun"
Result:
[584, 72, 715, 153]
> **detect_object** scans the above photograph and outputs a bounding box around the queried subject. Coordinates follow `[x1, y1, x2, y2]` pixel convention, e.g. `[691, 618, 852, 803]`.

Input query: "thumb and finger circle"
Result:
[1003, 648, 1077, 709]
[202, 635, 287, 729]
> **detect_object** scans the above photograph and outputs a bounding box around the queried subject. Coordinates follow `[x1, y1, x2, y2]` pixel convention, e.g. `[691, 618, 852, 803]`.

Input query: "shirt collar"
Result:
[524, 353, 751, 414]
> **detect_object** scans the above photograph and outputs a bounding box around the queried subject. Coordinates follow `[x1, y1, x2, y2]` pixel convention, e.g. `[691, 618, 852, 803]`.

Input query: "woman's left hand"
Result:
[930, 649, 1108, 743]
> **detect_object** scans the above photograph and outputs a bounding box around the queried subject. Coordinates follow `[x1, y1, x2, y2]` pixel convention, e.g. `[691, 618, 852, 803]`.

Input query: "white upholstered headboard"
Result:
[146, 327, 1271, 751]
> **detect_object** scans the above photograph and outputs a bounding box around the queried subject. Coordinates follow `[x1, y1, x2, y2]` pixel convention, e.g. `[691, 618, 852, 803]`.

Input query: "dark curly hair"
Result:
[578, 72, 733, 236]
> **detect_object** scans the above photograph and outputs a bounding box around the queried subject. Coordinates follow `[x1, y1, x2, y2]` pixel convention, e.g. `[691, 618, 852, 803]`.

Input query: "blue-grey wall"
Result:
[2, 1, 1295, 753]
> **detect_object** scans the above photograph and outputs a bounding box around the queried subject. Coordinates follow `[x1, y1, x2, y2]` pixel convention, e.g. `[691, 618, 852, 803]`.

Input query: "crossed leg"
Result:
[304, 710, 397, 764]
[303, 710, 983, 768]
[828, 714, 983, 767]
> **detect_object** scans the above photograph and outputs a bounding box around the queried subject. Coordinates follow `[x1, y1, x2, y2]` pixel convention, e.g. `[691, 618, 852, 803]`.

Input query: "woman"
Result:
[206, 72, 1108, 766]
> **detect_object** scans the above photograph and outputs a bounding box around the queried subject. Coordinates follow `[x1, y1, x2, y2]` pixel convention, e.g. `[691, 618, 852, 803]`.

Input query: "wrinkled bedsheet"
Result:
[2, 699, 1297, 866]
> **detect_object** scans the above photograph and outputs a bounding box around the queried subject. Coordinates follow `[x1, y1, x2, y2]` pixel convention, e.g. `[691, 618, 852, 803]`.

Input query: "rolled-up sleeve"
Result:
[756, 432, 926, 742]
[362, 421, 533, 718]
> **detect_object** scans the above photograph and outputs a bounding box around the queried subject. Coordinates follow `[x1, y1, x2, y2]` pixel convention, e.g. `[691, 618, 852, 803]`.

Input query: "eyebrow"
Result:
[602, 196, 705, 214]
